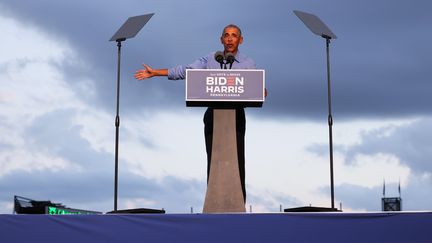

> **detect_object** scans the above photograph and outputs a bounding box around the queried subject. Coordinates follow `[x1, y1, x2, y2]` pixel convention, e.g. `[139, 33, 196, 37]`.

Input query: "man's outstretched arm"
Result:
[134, 64, 168, 80]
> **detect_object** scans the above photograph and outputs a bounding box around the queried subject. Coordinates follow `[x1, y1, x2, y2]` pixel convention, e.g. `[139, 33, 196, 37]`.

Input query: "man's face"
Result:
[220, 27, 243, 54]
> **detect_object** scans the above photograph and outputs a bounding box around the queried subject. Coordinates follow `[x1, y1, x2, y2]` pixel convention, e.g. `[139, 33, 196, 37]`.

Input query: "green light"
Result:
[48, 207, 58, 214]
[46, 206, 100, 215]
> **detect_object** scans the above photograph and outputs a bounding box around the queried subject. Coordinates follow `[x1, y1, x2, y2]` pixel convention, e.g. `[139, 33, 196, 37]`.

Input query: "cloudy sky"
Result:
[0, 0, 431, 214]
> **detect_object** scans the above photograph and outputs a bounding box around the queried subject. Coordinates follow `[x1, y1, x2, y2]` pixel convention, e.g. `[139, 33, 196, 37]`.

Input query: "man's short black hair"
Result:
[222, 24, 242, 37]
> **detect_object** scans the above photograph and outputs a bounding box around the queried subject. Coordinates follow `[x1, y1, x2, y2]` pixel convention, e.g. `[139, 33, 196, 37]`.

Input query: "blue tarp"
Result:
[1, 212, 432, 243]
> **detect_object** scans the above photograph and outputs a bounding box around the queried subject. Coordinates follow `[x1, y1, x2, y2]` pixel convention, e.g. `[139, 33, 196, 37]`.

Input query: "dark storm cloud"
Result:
[1, 0, 431, 120]
[304, 117, 432, 211]
[25, 109, 107, 167]
[306, 117, 432, 176]
[342, 118, 432, 174]
[0, 0, 224, 114]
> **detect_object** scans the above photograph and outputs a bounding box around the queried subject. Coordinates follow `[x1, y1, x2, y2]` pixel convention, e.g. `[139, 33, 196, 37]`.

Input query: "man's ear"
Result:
[220, 36, 224, 44]
[239, 36, 244, 45]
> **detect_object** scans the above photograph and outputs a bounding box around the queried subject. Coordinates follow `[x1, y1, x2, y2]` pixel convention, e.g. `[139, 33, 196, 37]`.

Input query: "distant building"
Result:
[382, 197, 402, 211]
[381, 180, 402, 211]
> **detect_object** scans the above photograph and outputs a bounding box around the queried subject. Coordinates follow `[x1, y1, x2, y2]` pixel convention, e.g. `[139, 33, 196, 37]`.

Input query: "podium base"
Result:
[203, 109, 245, 213]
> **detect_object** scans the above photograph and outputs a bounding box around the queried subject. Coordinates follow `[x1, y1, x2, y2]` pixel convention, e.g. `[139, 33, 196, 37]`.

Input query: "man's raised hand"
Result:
[134, 64, 154, 80]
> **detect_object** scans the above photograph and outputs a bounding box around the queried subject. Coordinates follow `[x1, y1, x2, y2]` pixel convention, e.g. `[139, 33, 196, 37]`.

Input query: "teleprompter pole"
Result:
[114, 38, 126, 211]
[294, 10, 338, 210]
[324, 35, 335, 209]
[109, 13, 154, 212]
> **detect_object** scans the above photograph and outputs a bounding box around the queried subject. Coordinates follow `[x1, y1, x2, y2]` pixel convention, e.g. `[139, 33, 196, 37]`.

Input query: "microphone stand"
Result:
[224, 60, 234, 70]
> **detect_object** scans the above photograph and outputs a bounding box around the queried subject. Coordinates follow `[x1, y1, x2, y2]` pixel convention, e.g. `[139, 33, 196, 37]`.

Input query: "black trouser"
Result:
[204, 108, 246, 202]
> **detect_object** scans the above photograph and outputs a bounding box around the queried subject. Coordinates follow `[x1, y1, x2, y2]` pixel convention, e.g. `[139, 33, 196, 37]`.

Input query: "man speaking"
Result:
[134, 24, 256, 201]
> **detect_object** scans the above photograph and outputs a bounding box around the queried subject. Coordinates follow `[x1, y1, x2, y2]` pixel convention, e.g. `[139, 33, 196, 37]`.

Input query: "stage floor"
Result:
[1, 211, 432, 243]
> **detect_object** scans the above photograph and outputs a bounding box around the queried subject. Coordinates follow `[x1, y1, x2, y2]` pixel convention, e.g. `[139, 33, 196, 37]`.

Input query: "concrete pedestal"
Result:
[203, 109, 245, 213]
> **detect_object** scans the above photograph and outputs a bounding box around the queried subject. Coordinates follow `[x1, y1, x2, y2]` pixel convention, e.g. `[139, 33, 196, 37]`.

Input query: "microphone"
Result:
[225, 52, 235, 69]
[214, 51, 225, 69]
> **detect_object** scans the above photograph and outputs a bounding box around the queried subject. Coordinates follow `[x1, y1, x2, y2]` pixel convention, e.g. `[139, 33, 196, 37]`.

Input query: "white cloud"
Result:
[0, 15, 77, 124]
[244, 117, 419, 209]
[0, 14, 84, 176]
[119, 111, 207, 180]
[73, 109, 114, 154]
[124, 197, 157, 210]
[336, 153, 410, 188]
[0, 15, 67, 64]
[0, 149, 79, 176]
[0, 201, 14, 214]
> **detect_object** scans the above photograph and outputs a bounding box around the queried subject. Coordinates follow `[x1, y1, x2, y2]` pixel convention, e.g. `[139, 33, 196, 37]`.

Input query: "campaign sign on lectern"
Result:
[186, 69, 265, 108]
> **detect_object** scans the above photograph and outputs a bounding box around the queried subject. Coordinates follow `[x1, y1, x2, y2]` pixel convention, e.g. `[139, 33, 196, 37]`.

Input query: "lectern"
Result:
[186, 69, 265, 213]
